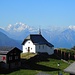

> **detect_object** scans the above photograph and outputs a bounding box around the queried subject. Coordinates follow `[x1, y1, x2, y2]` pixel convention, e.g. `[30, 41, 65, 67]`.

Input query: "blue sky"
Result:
[0, 0, 75, 28]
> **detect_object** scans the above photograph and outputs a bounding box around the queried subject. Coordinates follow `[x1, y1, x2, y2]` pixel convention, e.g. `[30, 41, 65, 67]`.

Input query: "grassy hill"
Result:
[0, 53, 73, 75]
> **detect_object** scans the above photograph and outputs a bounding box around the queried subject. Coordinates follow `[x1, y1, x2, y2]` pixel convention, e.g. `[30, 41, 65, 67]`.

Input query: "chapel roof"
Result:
[22, 34, 54, 47]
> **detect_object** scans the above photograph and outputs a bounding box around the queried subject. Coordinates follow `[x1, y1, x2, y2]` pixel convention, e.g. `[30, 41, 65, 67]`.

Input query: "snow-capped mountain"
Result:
[42, 26, 75, 48]
[1, 22, 75, 48]
[5, 22, 35, 32]
[4, 22, 38, 40]
[51, 28, 75, 48]
[68, 25, 75, 31]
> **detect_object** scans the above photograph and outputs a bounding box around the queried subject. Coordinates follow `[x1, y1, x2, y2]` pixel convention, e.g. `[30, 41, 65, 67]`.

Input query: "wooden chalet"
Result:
[0, 46, 22, 69]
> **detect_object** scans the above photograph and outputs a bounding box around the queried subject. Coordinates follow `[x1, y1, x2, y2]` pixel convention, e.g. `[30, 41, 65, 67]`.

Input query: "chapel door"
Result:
[28, 47, 30, 53]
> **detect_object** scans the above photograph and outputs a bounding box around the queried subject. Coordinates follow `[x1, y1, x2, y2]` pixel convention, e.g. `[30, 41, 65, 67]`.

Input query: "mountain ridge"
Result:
[0, 31, 21, 49]
[0, 22, 75, 48]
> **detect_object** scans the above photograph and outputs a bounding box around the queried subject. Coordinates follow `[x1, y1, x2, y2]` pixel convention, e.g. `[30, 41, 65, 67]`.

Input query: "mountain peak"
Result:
[68, 25, 75, 30]
[6, 22, 32, 32]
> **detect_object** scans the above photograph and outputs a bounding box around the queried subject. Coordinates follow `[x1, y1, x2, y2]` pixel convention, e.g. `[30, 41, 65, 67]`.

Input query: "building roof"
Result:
[22, 34, 54, 47]
[64, 62, 75, 74]
[0, 46, 22, 54]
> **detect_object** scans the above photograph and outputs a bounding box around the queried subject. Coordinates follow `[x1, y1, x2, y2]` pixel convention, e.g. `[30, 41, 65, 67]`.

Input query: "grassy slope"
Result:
[21, 53, 37, 59]
[37, 58, 69, 75]
[7, 58, 69, 75]
[0, 53, 71, 75]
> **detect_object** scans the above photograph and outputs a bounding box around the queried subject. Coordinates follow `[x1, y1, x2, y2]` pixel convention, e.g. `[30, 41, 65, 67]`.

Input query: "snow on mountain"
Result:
[68, 25, 75, 30]
[6, 22, 33, 32]
[5, 23, 75, 48]
[50, 28, 75, 48]
[4, 22, 38, 40]
[1, 22, 75, 48]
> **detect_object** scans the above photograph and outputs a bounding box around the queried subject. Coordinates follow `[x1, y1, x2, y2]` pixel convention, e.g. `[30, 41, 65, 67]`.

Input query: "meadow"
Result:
[0, 53, 72, 75]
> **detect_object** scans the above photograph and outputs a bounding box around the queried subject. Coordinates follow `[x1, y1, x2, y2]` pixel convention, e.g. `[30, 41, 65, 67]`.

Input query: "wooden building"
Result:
[0, 46, 22, 69]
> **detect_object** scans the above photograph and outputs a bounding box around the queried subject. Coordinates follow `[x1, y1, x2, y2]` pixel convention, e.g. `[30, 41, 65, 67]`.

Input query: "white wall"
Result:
[22, 40, 54, 55]
[36, 45, 54, 55]
[22, 40, 36, 53]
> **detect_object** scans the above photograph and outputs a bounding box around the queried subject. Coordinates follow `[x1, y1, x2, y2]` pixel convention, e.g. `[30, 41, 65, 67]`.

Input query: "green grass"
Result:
[21, 53, 37, 59]
[0, 53, 73, 75]
[37, 58, 70, 75]
[4, 58, 70, 75]
[7, 70, 38, 75]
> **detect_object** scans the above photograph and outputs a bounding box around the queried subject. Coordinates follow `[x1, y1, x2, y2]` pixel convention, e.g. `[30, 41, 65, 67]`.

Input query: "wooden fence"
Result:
[54, 49, 75, 60]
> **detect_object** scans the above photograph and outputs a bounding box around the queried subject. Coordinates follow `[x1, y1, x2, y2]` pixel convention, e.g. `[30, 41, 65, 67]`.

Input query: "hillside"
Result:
[0, 49, 73, 75]
[0, 31, 21, 49]
[51, 29, 75, 48]
[0, 53, 70, 75]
